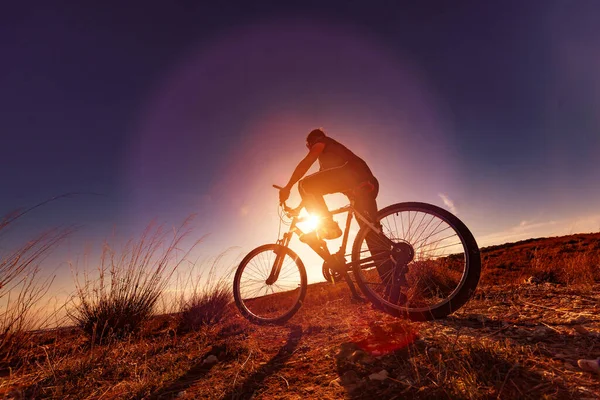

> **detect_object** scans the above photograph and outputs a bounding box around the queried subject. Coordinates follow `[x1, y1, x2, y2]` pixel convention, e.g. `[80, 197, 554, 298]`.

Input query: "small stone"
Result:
[578, 359, 600, 373]
[202, 355, 218, 365]
[350, 350, 368, 362]
[361, 355, 376, 364]
[341, 370, 359, 385]
[337, 342, 359, 360]
[569, 316, 588, 324]
[340, 342, 359, 352]
[573, 325, 589, 336]
[427, 347, 441, 357]
[533, 326, 552, 337]
[368, 369, 389, 381]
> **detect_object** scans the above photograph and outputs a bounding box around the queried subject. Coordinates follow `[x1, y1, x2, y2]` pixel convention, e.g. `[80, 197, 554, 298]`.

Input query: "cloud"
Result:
[438, 193, 457, 215]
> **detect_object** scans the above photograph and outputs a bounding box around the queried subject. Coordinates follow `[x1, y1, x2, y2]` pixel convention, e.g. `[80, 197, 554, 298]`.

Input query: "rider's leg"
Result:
[354, 178, 384, 261]
[298, 164, 357, 239]
[354, 179, 402, 302]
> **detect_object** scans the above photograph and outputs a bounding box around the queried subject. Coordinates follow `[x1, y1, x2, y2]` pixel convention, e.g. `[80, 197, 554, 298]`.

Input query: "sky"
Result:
[2, 1, 600, 291]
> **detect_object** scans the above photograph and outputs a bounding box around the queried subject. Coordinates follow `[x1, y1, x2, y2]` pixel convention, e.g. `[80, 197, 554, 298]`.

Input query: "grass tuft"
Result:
[68, 218, 201, 342]
[177, 254, 234, 332]
[179, 282, 232, 332]
[0, 209, 70, 367]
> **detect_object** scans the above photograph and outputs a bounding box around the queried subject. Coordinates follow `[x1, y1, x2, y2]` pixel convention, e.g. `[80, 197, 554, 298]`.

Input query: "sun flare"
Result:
[298, 213, 321, 232]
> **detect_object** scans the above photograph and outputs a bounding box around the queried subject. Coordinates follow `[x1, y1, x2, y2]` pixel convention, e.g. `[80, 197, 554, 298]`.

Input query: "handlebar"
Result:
[273, 184, 302, 216]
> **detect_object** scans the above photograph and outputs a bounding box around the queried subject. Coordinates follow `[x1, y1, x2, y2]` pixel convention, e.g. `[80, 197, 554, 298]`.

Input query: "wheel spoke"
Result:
[351, 204, 479, 320]
[234, 245, 306, 323]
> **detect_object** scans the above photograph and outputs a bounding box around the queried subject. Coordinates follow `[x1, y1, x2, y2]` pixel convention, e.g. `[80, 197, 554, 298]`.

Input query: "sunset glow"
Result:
[2, 2, 599, 298]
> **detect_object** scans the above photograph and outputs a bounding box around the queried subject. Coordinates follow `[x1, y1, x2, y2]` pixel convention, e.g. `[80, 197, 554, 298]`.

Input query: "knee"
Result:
[298, 178, 315, 198]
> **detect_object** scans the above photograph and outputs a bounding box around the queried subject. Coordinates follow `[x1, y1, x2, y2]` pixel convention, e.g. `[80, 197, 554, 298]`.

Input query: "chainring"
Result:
[322, 254, 346, 283]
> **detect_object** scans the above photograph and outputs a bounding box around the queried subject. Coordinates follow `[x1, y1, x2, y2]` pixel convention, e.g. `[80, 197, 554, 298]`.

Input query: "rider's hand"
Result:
[279, 186, 291, 204]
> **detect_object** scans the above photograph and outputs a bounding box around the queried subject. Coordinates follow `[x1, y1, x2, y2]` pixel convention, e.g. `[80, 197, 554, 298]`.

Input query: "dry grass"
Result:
[480, 233, 600, 286]
[2, 232, 600, 399]
[170, 253, 235, 332]
[67, 218, 201, 343]
[529, 247, 600, 286]
[0, 210, 71, 368]
[178, 283, 232, 332]
[407, 259, 462, 301]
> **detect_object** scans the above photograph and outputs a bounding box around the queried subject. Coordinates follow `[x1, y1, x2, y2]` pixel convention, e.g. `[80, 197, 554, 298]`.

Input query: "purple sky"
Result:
[2, 1, 600, 288]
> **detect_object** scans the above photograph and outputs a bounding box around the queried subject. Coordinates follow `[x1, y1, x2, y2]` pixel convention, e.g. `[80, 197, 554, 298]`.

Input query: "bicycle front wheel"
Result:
[233, 244, 307, 325]
[351, 202, 481, 321]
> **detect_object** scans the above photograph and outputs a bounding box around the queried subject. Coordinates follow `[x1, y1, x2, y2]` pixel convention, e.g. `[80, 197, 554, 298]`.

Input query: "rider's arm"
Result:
[284, 142, 325, 189]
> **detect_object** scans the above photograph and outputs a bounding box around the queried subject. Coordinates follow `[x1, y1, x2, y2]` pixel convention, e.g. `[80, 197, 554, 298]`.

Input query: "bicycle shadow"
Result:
[220, 324, 303, 400]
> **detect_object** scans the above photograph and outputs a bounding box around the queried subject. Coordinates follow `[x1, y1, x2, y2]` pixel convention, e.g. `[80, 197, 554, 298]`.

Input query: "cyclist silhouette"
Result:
[234, 130, 482, 324]
[279, 128, 379, 240]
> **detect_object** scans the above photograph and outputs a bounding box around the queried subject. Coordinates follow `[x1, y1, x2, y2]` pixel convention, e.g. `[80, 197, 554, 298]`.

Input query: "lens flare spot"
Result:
[298, 213, 321, 232]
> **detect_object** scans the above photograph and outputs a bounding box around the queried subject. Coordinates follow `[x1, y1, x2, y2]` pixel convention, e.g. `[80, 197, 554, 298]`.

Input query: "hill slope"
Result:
[4, 233, 600, 399]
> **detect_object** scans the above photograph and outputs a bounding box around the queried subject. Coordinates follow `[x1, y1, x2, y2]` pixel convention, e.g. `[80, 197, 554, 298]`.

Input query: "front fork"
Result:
[266, 233, 292, 285]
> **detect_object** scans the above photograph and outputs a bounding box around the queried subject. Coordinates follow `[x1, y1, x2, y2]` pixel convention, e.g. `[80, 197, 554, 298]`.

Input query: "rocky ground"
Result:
[6, 281, 599, 399]
[167, 282, 600, 399]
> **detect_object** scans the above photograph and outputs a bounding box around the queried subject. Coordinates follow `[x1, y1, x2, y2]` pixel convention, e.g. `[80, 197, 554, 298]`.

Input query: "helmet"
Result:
[306, 128, 326, 147]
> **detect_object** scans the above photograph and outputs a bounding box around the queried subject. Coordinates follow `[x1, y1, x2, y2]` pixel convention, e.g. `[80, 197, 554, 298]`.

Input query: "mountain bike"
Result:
[233, 185, 481, 325]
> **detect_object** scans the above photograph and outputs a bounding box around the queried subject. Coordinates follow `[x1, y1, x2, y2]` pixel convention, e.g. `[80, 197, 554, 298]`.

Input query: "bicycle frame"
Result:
[269, 201, 394, 283]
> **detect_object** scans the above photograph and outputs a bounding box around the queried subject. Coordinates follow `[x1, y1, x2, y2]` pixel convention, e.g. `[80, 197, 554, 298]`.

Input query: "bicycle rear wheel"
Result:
[233, 244, 307, 325]
[351, 202, 481, 321]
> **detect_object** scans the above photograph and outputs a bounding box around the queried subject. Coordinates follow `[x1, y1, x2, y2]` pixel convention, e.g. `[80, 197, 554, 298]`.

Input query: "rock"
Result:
[533, 326, 552, 337]
[573, 325, 590, 336]
[337, 342, 360, 361]
[361, 354, 376, 364]
[350, 350, 368, 362]
[340, 342, 359, 352]
[368, 370, 389, 381]
[515, 328, 529, 336]
[202, 355, 218, 365]
[427, 347, 441, 357]
[341, 370, 359, 385]
[578, 358, 600, 373]
[563, 361, 578, 371]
